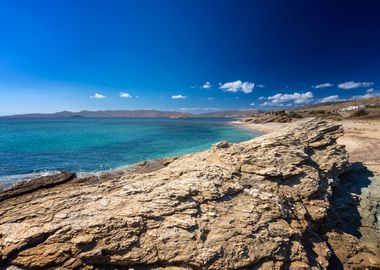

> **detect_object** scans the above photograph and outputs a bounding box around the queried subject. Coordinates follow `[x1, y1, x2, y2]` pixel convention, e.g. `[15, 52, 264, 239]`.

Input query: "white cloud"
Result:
[256, 84, 265, 88]
[172, 94, 187, 99]
[241, 82, 255, 93]
[313, 83, 333, 89]
[190, 82, 212, 89]
[90, 93, 106, 99]
[258, 96, 265, 100]
[366, 88, 374, 93]
[250, 102, 255, 106]
[268, 91, 313, 104]
[207, 97, 214, 100]
[219, 80, 255, 94]
[202, 82, 211, 89]
[338, 81, 374, 89]
[351, 92, 380, 100]
[120, 92, 132, 98]
[260, 101, 272, 106]
[320, 95, 340, 103]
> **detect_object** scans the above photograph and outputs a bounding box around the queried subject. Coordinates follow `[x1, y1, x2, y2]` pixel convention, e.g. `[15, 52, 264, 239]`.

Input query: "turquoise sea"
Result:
[0, 118, 259, 187]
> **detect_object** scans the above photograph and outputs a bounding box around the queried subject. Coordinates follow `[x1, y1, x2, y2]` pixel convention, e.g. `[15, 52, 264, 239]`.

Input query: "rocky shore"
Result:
[1, 119, 379, 269]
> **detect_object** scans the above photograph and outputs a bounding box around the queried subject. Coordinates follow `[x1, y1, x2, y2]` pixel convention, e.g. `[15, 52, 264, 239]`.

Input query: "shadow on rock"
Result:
[330, 162, 373, 237]
[324, 162, 380, 269]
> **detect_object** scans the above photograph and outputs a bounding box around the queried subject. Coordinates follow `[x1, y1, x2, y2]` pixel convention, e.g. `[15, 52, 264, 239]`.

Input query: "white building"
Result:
[339, 105, 365, 112]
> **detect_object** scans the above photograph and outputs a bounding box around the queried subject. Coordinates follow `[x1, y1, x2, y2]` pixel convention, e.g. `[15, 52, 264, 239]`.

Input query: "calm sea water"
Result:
[0, 117, 258, 187]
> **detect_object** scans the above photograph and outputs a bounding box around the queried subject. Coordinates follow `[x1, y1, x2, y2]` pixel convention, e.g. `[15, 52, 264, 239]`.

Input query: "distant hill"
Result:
[293, 96, 380, 112]
[2, 110, 193, 118]
[2, 109, 262, 118]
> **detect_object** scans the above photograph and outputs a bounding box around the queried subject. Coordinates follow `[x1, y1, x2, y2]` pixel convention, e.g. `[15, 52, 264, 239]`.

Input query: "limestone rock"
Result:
[0, 119, 357, 269]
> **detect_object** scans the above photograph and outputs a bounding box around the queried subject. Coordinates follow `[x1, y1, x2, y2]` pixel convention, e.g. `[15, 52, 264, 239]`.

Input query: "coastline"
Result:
[0, 118, 256, 189]
[1, 119, 379, 269]
[0, 120, 260, 191]
[230, 119, 289, 134]
[0, 118, 357, 269]
[5, 117, 378, 190]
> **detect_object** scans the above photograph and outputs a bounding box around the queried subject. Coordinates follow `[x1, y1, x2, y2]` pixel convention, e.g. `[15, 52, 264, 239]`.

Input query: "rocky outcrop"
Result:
[0, 172, 76, 202]
[0, 119, 366, 269]
[242, 111, 302, 124]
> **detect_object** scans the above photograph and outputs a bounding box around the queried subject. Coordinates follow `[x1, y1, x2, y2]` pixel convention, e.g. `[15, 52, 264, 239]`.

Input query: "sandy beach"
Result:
[235, 118, 380, 174]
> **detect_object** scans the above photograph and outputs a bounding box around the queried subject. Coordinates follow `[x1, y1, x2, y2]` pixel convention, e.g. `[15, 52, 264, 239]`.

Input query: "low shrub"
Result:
[351, 109, 368, 117]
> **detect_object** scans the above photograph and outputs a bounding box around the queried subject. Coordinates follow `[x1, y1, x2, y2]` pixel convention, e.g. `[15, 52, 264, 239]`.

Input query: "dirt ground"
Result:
[338, 119, 380, 173]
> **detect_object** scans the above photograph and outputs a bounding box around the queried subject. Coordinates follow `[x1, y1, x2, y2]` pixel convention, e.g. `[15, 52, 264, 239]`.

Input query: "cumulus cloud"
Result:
[202, 82, 211, 89]
[268, 91, 313, 104]
[171, 95, 187, 99]
[90, 93, 106, 99]
[258, 96, 265, 100]
[256, 84, 265, 88]
[120, 92, 132, 98]
[319, 95, 340, 103]
[313, 83, 333, 89]
[366, 88, 374, 93]
[241, 82, 255, 93]
[338, 81, 374, 89]
[250, 102, 255, 106]
[219, 80, 254, 94]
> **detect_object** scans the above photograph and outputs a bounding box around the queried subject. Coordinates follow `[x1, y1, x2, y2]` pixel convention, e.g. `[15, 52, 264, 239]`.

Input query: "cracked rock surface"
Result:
[0, 119, 363, 269]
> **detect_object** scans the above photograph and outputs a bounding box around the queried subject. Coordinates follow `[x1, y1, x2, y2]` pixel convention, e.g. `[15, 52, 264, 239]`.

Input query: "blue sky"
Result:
[0, 0, 379, 115]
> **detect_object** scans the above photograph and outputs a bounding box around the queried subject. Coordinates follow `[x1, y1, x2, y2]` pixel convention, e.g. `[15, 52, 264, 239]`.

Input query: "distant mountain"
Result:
[2, 109, 262, 118]
[2, 110, 193, 118]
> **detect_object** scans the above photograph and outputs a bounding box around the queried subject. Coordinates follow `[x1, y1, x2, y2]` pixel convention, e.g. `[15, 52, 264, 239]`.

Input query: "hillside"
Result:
[295, 96, 380, 119]
[2, 110, 192, 118]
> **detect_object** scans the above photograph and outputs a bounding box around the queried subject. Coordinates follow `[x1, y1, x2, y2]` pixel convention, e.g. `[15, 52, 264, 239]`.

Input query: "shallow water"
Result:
[0, 117, 259, 186]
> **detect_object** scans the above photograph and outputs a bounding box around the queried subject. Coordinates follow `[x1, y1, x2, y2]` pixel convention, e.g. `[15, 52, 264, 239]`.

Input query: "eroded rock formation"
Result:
[0, 119, 376, 269]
